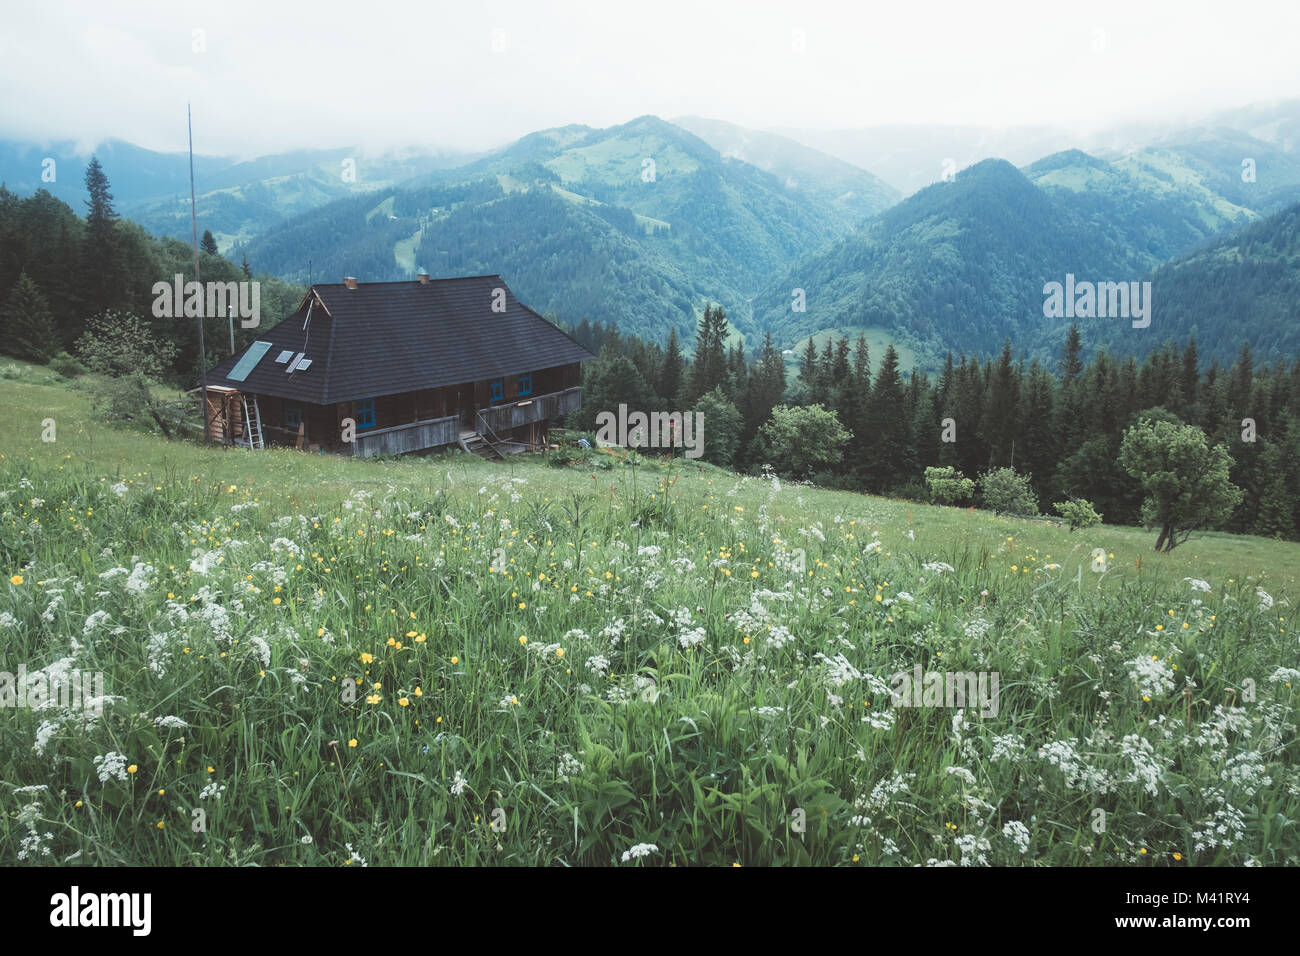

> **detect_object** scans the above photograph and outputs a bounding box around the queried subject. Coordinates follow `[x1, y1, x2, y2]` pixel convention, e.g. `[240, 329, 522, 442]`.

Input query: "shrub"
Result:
[924, 465, 975, 505]
[979, 466, 1038, 516]
[50, 351, 85, 378]
[1053, 498, 1102, 531]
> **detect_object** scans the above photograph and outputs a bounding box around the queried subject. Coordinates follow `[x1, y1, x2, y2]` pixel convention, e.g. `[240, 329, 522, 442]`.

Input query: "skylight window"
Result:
[295, 359, 312, 372]
[285, 352, 306, 373]
[275, 350, 294, 364]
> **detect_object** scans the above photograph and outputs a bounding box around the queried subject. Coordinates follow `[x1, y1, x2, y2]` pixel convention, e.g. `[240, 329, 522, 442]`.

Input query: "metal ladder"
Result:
[239, 394, 264, 449]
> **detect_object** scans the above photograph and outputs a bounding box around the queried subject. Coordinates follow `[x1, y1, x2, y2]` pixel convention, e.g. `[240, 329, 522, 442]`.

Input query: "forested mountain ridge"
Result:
[240, 115, 900, 340]
[1022, 148, 1258, 266]
[752, 158, 1148, 366]
[0, 138, 477, 255]
[670, 115, 900, 224]
[753, 148, 1298, 367]
[1129, 199, 1300, 365]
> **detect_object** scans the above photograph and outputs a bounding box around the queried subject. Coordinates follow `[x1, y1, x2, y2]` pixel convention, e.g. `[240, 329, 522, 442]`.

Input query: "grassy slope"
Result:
[1, 364, 1296, 866]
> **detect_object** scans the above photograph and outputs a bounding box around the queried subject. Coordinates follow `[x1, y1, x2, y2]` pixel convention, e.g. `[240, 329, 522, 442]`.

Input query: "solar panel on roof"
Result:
[275, 350, 294, 364]
[227, 341, 273, 382]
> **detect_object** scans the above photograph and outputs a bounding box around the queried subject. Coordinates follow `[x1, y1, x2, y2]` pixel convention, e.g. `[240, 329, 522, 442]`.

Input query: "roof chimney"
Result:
[342, 277, 358, 290]
[417, 271, 430, 284]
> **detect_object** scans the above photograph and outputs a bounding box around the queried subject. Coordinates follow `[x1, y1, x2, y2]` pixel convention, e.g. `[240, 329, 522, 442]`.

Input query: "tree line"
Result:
[566, 311, 1299, 543]
[0, 158, 305, 385]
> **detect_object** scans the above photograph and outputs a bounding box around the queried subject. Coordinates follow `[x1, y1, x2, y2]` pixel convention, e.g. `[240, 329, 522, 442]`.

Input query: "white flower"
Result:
[153, 715, 189, 730]
[1126, 654, 1175, 698]
[953, 833, 992, 867]
[248, 635, 271, 668]
[1002, 820, 1031, 854]
[557, 752, 584, 781]
[1256, 588, 1274, 612]
[449, 770, 468, 797]
[620, 842, 659, 862]
[92, 751, 129, 784]
[124, 562, 154, 595]
[109, 481, 128, 498]
[1184, 578, 1211, 593]
[344, 842, 368, 867]
[1269, 667, 1300, 686]
[82, 610, 110, 635]
[199, 782, 227, 800]
[922, 561, 955, 574]
[946, 766, 977, 785]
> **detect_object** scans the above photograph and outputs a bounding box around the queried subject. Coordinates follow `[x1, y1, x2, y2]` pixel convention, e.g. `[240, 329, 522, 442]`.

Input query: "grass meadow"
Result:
[1, 360, 1297, 866]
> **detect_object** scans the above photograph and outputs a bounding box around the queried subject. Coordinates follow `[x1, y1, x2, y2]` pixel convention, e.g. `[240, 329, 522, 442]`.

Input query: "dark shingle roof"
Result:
[204, 275, 595, 404]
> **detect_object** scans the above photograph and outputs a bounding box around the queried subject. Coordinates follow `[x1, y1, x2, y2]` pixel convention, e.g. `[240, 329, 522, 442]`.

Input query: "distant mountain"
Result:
[1022, 148, 1258, 266]
[770, 123, 1078, 196]
[0, 138, 477, 253]
[1118, 130, 1300, 215]
[753, 158, 1149, 365]
[243, 115, 890, 341]
[671, 116, 899, 224]
[1204, 99, 1300, 155]
[0, 138, 231, 207]
[774, 100, 1300, 203]
[1127, 200, 1300, 365]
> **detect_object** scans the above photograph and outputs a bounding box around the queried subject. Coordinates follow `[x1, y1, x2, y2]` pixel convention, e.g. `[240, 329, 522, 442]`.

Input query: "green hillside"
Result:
[241, 116, 897, 343]
[1, 369, 1297, 866]
[1023, 149, 1258, 266]
[754, 159, 1148, 365]
[1133, 200, 1300, 364]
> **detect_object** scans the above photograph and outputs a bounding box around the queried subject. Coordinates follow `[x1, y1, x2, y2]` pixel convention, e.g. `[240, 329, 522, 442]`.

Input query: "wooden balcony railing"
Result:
[351, 414, 459, 458]
[476, 386, 582, 434]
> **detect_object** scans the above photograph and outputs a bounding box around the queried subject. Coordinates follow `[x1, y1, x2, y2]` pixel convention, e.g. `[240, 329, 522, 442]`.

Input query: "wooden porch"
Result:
[350, 385, 583, 458]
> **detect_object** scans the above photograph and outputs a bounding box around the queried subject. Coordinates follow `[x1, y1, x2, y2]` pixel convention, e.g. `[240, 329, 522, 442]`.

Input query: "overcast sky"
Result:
[4, 0, 1300, 158]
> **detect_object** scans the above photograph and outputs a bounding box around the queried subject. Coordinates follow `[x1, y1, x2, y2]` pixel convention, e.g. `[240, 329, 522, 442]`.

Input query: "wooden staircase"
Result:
[237, 394, 265, 450]
[457, 428, 503, 461]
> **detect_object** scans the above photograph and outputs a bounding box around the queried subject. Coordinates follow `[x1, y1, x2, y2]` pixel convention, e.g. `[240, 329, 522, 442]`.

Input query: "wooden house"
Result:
[200, 274, 595, 458]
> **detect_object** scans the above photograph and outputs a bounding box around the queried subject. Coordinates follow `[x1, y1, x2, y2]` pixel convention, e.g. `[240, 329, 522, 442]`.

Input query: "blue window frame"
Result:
[517, 372, 532, 397]
[283, 401, 302, 430]
[355, 398, 375, 430]
[490, 378, 504, 404]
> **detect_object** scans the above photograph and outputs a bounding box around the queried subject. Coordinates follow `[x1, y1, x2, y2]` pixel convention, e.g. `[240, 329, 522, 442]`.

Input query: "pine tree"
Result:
[83, 157, 125, 313]
[979, 340, 1020, 468]
[1018, 360, 1057, 502]
[685, 305, 727, 404]
[1, 272, 61, 363]
[201, 230, 219, 256]
[798, 336, 819, 402]
[863, 344, 912, 490]
[1255, 448, 1294, 539]
[658, 325, 683, 405]
[1180, 336, 1200, 415]
[1228, 342, 1254, 418]
[1059, 324, 1083, 387]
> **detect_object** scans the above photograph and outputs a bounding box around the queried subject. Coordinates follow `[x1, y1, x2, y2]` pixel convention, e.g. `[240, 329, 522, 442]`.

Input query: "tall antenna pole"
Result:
[189, 103, 210, 446]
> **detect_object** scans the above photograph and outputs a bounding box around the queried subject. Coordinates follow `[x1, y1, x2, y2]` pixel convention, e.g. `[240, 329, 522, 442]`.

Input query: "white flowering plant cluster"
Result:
[0, 456, 1296, 868]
